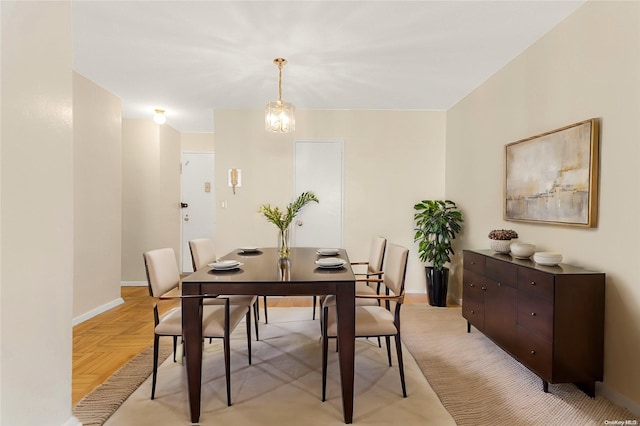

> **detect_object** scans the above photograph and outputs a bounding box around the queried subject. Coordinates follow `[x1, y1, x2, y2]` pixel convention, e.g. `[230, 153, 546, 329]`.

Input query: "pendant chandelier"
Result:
[152, 109, 166, 125]
[265, 58, 295, 133]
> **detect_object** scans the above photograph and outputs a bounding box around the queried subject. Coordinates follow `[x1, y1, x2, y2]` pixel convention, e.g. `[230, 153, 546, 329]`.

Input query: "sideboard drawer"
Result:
[486, 257, 517, 288]
[462, 297, 485, 331]
[517, 291, 553, 341]
[518, 268, 554, 301]
[463, 270, 486, 294]
[464, 251, 486, 275]
[517, 325, 552, 380]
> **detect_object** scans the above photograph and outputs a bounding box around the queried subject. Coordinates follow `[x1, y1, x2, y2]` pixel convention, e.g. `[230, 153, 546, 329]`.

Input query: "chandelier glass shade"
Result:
[153, 109, 166, 125]
[265, 58, 295, 133]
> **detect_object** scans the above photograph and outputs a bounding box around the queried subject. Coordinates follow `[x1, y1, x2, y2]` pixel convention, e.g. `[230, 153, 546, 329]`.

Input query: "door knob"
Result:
[296, 220, 303, 227]
[184, 215, 190, 222]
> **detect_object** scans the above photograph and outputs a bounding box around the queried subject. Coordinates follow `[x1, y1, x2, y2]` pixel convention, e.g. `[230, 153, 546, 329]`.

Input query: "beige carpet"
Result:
[104, 307, 455, 425]
[400, 304, 639, 426]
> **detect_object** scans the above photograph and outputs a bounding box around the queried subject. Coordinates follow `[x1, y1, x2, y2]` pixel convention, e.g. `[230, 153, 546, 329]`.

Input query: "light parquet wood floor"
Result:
[72, 287, 428, 405]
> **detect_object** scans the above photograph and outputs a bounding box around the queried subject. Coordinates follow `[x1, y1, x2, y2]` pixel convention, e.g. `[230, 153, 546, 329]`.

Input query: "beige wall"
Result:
[121, 119, 181, 281]
[446, 1, 640, 410]
[73, 72, 123, 319]
[1, 2, 77, 424]
[182, 132, 214, 152]
[213, 109, 447, 293]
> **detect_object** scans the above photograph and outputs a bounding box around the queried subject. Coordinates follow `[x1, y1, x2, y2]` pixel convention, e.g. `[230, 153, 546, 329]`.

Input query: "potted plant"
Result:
[413, 200, 464, 306]
[259, 191, 319, 259]
[488, 229, 518, 254]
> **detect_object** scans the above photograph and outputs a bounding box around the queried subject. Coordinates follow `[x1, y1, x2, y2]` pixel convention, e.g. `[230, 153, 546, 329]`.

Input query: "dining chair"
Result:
[189, 238, 261, 340]
[144, 247, 251, 405]
[321, 242, 409, 401]
[351, 236, 387, 296]
[319, 237, 387, 337]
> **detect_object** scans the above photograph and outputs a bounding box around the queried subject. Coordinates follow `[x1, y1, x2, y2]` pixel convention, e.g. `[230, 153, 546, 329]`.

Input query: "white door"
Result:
[181, 152, 215, 273]
[293, 140, 343, 248]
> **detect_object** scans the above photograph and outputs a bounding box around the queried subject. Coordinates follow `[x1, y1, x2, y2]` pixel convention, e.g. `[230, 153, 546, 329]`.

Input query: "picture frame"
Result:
[504, 118, 600, 227]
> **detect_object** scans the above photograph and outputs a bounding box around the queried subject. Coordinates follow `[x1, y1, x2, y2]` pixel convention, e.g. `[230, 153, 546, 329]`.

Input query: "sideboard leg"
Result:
[543, 380, 549, 393]
[576, 381, 596, 397]
[466, 321, 471, 333]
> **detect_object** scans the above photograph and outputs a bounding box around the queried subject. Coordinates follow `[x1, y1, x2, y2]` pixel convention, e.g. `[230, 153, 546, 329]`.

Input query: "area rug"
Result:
[103, 307, 454, 425]
[400, 304, 639, 426]
[73, 341, 173, 425]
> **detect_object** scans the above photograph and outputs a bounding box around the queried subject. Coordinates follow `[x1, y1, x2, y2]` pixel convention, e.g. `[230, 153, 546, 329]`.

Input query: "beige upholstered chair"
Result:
[321, 237, 387, 309]
[351, 236, 386, 296]
[143, 247, 251, 405]
[189, 238, 260, 340]
[321, 243, 409, 401]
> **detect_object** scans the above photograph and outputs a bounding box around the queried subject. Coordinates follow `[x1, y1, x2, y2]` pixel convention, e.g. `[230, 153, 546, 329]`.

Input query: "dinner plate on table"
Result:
[238, 247, 260, 254]
[315, 257, 346, 268]
[316, 248, 340, 256]
[208, 260, 243, 270]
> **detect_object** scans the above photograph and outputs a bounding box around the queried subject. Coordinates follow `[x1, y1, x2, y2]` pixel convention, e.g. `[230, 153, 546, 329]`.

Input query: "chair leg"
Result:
[253, 300, 260, 341]
[246, 310, 252, 365]
[395, 334, 407, 397]
[224, 334, 232, 406]
[263, 296, 268, 324]
[321, 307, 329, 402]
[385, 336, 392, 366]
[151, 334, 160, 400]
[312, 296, 317, 320]
[172, 335, 177, 362]
[377, 336, 382, 348]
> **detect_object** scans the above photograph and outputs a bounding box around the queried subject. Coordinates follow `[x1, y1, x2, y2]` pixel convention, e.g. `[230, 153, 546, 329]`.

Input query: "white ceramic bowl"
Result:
[533, 252, 562, 266]
[510, 242, 536, 259]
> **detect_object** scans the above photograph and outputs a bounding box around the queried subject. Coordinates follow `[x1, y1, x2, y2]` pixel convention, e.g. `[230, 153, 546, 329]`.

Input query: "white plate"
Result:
[533, 259, 560, 266]
[533, 253, 562, 266]
[238, 247, 259, 253]
[315, 257, 346, 268]
[317, 248, 340, 256]
[317, 263, 346, 269]
[208, 260, 242, 270]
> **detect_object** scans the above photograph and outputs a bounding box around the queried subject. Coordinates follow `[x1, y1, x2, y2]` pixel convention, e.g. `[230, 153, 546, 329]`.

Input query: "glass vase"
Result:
[278, 227, 290, 259]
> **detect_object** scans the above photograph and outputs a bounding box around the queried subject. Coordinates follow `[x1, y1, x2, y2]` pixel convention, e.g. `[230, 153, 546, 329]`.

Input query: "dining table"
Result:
[181, 246, 356, 424]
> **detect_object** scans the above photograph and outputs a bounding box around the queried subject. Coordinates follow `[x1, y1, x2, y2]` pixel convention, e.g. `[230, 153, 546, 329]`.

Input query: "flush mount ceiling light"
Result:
[153, 109, 166, 125]
[265, 58, 295, 133]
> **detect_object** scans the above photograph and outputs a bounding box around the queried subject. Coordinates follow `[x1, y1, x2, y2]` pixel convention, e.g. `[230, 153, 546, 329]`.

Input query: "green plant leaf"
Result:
[259, 191, 319, 231]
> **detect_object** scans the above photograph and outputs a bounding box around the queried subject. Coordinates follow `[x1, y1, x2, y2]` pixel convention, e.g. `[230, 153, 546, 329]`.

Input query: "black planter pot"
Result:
[425, 266, 449, 307]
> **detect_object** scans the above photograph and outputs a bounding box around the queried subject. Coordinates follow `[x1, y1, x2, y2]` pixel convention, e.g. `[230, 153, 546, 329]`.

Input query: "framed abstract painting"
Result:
[504, 118, 600, 227]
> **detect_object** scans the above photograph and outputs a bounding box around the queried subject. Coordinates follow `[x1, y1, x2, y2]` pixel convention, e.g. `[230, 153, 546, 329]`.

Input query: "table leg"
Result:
[183, 290, 203, 423]
[335, 283, 355, 424]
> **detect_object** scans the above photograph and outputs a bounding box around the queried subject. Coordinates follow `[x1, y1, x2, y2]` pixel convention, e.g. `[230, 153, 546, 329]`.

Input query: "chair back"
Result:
[382, 243, 409, 297]
[143, 248, 181, 297]
[189, 238, 216, 271]
[368, 237, 387, 274]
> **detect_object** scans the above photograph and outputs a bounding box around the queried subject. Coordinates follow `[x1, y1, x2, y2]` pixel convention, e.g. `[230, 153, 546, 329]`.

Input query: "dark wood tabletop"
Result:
[181, 247, 356, 423]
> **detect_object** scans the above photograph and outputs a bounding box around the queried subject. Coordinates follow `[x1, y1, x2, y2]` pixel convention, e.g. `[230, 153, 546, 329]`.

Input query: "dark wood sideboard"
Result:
[462, 249, 605, 396]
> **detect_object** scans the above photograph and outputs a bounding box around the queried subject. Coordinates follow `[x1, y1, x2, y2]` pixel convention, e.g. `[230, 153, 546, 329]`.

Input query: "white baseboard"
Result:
[599, 382, 640, 417]
[72, 297, 124, 326]
[60, 416, 82, 426]
[60, 415, 81, 426]
[121, 281, 147, 286]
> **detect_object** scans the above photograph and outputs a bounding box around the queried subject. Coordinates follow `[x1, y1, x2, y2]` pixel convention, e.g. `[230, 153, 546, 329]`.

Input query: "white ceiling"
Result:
[72, 1, 585, 133]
